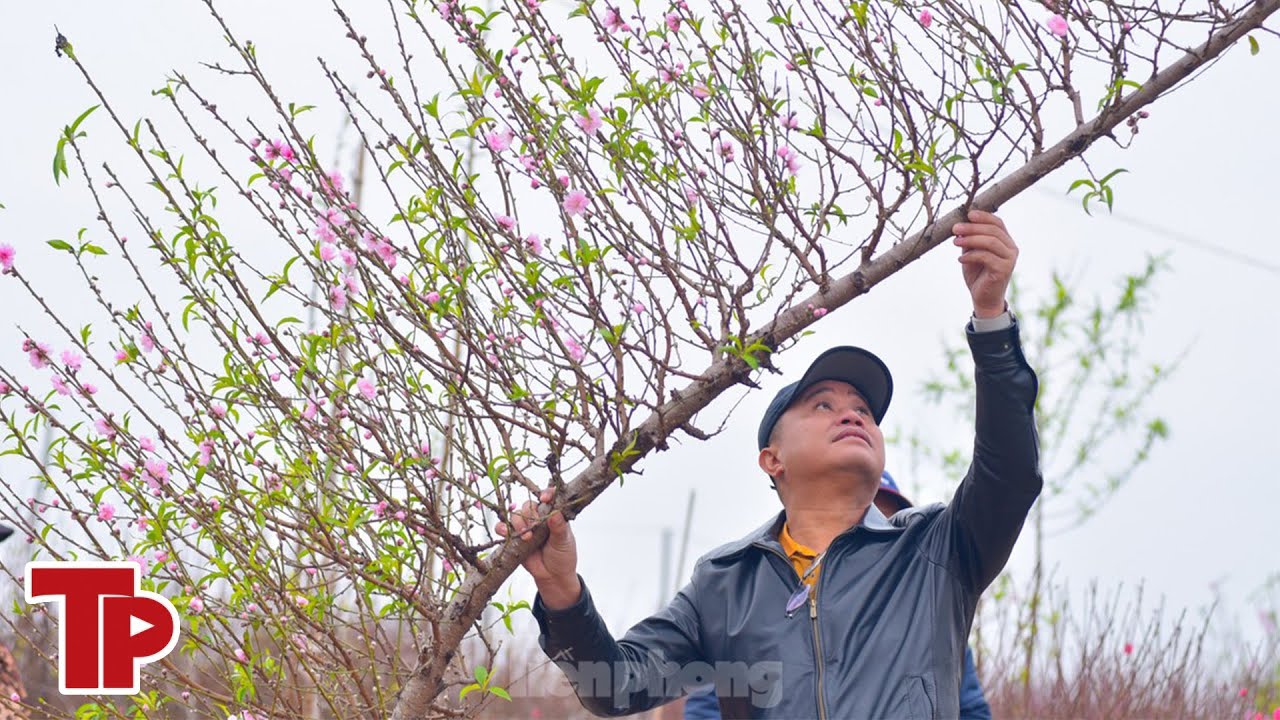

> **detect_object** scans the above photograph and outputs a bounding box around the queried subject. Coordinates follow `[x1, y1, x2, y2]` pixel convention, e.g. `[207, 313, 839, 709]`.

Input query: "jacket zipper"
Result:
[758, 544, 829, 720]
[811, 583, 828, 720]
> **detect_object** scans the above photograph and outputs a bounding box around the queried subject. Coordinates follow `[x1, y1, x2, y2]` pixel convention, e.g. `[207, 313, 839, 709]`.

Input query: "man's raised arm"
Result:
[945, 210, 1043, 592]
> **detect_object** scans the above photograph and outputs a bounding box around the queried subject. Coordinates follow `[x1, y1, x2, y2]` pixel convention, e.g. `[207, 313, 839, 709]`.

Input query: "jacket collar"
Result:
[705, 501, 903, 564]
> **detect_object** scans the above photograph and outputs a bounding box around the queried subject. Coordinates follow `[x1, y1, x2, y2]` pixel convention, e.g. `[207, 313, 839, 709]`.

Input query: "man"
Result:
[681, 473, 993, 720]
[501, 210, 1040, 718]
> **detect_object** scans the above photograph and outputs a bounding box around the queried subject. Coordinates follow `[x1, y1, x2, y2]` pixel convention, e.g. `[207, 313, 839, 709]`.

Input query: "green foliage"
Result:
[52, 105, 99, 185]
[1067, 168, 1128, 214]
[459, 664, 512, 702]
[903, 256, 1178, 533]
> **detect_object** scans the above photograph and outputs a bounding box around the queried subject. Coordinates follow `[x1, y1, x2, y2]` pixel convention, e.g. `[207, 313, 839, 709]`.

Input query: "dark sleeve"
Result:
[533, 575, 705, 716]
[683, 684, 722, 720]
[958, 646, 992, 720]
[948, 318, 1043, 592]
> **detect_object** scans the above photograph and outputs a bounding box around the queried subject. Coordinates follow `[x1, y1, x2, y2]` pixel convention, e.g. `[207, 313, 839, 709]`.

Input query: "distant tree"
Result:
[900, 256, 1177, 708]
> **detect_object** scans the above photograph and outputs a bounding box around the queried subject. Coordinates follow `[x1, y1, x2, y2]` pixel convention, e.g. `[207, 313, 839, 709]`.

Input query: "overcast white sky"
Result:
[1, 2, 1277, 655]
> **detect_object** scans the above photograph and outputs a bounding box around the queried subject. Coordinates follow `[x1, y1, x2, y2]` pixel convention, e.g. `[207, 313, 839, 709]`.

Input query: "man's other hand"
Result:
[497, 487, 581, 609]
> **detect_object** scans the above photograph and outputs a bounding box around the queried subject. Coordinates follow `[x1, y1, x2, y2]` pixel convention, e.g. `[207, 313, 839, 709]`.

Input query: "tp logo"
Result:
[25, 562, 180, 695]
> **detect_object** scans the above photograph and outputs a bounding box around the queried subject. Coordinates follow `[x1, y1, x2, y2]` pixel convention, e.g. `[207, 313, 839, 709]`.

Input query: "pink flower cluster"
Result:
[261, 139, 296, 163]
[563, 190, 590, 216]
[777, 146, 802, 175]
[1047, 13, 1068, 37]
[602, 6, 631, 33]
[22, 339, 51, 369]
[486, 127, 515, 152]
[575, 107, 604, 135]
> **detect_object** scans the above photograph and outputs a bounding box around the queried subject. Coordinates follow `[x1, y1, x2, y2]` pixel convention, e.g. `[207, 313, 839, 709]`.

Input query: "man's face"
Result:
[761, 379, 886, 490]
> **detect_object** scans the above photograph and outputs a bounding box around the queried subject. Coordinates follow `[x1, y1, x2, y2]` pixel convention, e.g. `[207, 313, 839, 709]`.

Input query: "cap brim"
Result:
[876, 486, 913, 510]
[792, 346, 893, 425]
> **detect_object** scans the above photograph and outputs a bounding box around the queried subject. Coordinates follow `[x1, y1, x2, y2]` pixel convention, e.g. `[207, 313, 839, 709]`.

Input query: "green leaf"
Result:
[1067, 179, 1095, 194]
[1099, 168, 1128, 184]
[473, 665, 489, 686]
[851, 2, 869, 27]
[47, 239, 74, 252]
[81, 244, 107, 256]
[53, 139, 68, 185]
[182, 300, 200, 331]
[1249, 35, 1260, 56]
[489, 687, 512, 701]
[67, 105, 100, 136]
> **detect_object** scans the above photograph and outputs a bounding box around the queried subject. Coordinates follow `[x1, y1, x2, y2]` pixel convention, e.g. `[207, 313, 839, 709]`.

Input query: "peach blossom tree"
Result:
[0, 0, 1275, 717]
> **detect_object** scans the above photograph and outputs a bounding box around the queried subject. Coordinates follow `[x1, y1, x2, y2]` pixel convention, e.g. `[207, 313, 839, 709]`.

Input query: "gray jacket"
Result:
[534, 320, 1040, 719]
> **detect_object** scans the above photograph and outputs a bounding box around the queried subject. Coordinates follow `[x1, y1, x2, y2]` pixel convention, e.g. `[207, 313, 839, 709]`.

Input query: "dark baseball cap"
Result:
[757, 345, 893, 450]
[878, 470, 913, 510]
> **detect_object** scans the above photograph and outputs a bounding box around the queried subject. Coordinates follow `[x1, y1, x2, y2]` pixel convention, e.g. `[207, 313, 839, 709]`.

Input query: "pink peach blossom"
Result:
[485, 128, 515, 152]
[576, 107, 604, 135]
[50, 375, 71, 396]
[144, 459, 169, 484]
[602, 6, 629, 33]
[94, 417, 116, 439]
[563, 190, 590, 216]
[329, 285, 348, 311]
[1047, 13, 1069, 37]
[27, 340, 52, 368]
[356, 373, 377, 401]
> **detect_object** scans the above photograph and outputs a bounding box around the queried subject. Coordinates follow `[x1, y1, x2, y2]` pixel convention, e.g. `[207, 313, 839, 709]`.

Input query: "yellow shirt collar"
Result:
[779, 521, 819, 560]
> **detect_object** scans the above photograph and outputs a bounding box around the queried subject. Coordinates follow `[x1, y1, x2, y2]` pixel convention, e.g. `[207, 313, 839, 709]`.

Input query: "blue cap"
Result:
[878, 470, 913, 509]
[757, 346, 893, 451]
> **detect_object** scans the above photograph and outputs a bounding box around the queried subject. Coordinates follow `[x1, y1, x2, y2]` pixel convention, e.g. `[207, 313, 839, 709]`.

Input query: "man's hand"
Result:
[496, 487, 581, 609]
[952, 209, 1018, 318]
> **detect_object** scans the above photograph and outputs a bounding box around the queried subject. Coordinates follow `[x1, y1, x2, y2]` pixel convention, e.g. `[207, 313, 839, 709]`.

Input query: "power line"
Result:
[1031, 185, 1280, 277]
